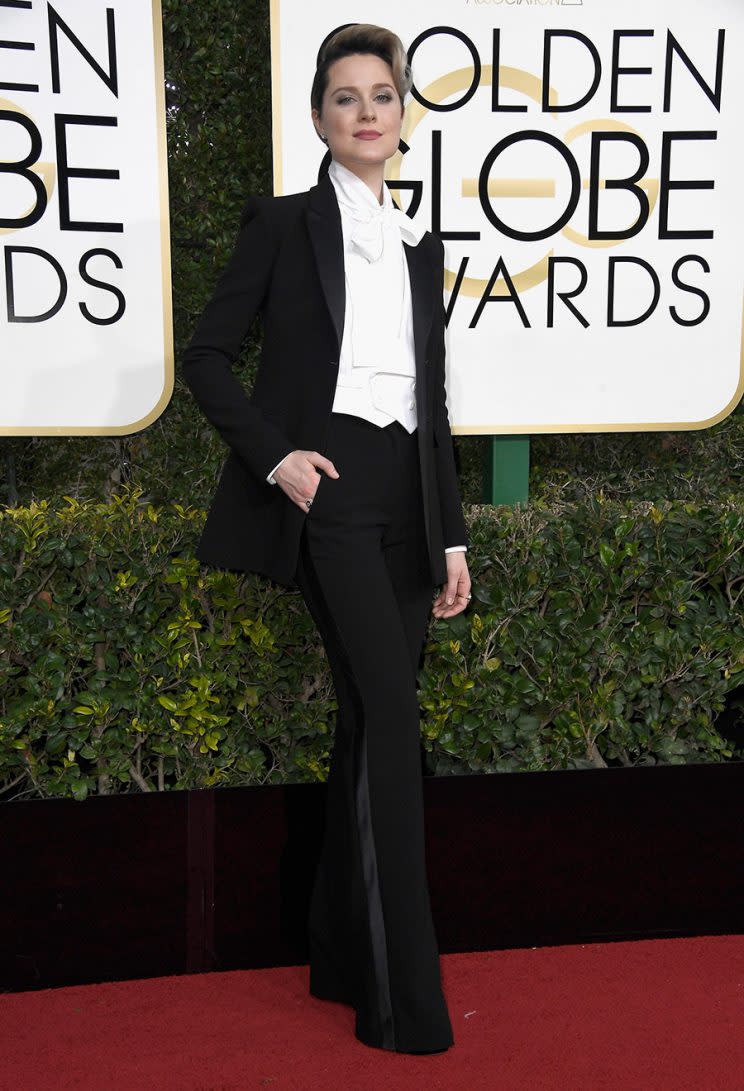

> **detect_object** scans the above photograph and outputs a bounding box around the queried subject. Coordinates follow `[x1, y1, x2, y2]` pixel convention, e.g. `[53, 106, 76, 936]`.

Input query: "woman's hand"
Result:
[432, 551, 471, 619]
[274, 450, 340, 511]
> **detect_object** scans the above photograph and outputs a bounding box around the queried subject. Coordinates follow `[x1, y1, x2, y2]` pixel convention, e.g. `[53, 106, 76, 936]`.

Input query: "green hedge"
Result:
[1, 488, 742, 801]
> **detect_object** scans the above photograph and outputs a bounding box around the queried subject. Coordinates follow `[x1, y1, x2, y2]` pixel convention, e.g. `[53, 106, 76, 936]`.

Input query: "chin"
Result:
[351, 141, 397, 160]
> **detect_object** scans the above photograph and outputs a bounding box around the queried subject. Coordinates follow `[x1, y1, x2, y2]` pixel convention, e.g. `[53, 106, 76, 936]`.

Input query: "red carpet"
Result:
[2, 935, 742, 1089]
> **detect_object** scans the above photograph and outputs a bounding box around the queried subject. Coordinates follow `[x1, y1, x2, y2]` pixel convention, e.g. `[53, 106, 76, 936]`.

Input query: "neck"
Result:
[333, 158, 385, 205]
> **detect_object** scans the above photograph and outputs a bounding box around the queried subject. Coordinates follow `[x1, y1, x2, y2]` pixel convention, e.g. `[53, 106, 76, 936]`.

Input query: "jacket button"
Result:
[330, 359, 338, 367]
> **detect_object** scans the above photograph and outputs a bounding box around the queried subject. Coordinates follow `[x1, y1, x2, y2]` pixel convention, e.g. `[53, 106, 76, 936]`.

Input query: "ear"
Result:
[310, 108, 322, 140]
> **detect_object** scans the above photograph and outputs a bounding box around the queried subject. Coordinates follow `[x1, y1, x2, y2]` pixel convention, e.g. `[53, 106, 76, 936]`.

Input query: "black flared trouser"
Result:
[293, 410, 453, 1053]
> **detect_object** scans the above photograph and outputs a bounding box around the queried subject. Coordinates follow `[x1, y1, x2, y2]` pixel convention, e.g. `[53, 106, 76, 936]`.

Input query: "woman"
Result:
[182, 24, 471, 1054]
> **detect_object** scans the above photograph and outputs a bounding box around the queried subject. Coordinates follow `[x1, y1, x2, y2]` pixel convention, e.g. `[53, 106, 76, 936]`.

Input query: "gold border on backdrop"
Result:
[270, 0, 283, 197]
[268, 1, 744, 435]
[0, 0, 174, 438]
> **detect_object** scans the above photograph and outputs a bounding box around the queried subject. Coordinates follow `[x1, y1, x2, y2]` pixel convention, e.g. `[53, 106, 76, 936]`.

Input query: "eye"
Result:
[335, 92, 395, 106]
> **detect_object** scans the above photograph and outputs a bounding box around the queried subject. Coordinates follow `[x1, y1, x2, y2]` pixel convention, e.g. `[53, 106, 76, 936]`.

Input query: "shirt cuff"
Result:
[444, 545, 467, 553]
[266, 452, 292, 484]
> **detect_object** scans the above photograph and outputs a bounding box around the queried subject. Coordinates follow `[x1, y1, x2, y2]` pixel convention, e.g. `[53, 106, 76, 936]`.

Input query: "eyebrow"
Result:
[330, 83, 395, 94]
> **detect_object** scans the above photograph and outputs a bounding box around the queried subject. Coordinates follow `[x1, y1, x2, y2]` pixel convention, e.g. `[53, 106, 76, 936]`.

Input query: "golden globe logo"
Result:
[274, 0, 744, 430]
[0, 0, 172, 436]
[385, 26, 724, 331]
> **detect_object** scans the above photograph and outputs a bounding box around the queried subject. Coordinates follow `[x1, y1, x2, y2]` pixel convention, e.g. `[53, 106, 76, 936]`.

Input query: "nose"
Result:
[359, 98, 376, 121]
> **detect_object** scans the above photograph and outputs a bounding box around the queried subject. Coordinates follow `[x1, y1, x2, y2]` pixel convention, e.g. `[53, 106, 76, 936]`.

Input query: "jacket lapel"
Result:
[305, 170, 434, 368]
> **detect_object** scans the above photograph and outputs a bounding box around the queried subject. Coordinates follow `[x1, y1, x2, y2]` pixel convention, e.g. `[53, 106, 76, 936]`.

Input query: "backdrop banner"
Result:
[0, 0, 171, 435]
[270, 0, 744, 434]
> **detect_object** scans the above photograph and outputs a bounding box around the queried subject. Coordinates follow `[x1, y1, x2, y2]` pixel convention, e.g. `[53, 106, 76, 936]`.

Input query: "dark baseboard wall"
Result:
[2, 762, 743, 993]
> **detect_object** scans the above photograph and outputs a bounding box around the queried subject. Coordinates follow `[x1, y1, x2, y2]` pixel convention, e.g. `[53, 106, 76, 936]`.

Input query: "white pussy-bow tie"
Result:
[346, 203, 426, 263]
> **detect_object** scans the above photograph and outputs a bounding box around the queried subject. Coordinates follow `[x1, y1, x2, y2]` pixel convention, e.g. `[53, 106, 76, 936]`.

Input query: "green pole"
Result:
[483, 436, 530, 506]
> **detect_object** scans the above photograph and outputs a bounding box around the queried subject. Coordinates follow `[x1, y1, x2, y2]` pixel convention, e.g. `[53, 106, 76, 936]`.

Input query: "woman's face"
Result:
[312, 52, 404, 171]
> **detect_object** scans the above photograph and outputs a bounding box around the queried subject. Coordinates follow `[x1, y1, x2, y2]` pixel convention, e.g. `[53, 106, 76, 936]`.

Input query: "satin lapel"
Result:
[393, 187, 435, 373]
[403, 235, 435, 376]
[305, 172, 345, 356]
[306, 173, 436, 367]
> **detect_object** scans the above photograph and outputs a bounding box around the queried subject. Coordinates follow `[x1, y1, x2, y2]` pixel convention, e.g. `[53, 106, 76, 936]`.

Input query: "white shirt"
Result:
[327, 157, 419, 432]
[266, 160, 466, 555]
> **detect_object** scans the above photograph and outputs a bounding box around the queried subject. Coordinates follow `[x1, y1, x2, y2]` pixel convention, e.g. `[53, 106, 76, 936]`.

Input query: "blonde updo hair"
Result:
[310, 23, 412, 119]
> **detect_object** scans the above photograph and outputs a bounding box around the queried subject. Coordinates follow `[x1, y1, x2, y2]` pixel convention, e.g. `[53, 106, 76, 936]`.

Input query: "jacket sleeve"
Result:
[431, 235, 470, 550]
[180, 196, 296, 483]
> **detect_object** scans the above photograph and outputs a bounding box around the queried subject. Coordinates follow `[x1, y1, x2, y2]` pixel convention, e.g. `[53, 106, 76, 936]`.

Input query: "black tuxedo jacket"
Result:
[181, 169, 470, 588]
